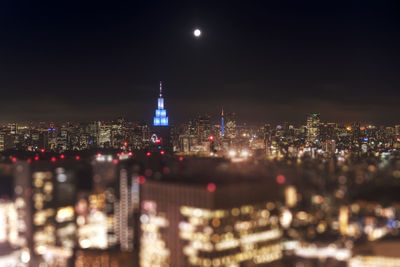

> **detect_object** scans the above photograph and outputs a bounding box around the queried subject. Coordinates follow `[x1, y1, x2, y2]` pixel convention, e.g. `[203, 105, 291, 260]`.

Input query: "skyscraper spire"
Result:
[153, 81, 169, 126]
[221, 107, 225, 136]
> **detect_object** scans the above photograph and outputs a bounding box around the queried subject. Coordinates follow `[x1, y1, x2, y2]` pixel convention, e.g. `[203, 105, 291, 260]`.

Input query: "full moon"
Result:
[194, 29, 201, 37]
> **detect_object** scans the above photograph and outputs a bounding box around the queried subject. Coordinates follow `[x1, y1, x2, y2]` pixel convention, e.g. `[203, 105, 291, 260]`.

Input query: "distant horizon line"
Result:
[0, 117, 399, 127]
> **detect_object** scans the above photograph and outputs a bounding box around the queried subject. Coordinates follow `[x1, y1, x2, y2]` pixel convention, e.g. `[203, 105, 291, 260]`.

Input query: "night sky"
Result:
[1, 1, 399, 125]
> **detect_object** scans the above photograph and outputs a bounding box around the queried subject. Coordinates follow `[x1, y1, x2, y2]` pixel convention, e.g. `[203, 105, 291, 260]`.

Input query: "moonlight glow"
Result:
[194, 29, 201, 37]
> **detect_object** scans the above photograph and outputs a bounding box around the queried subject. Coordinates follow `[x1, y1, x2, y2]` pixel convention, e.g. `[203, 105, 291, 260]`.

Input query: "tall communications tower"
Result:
[221, 107, 225, 136]
[153, 81, 169, 126]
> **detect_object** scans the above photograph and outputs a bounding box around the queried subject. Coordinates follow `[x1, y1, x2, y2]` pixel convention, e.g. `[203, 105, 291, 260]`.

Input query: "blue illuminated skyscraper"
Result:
[153, 81, 169, 126]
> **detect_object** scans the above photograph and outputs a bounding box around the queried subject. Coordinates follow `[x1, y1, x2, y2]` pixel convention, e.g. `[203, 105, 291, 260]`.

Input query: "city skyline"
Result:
[0, 1, 400, 124]
[2, 2, 400, 266]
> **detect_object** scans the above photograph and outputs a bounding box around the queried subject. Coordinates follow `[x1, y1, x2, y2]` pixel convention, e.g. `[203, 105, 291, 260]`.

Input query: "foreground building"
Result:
[139, 158, 284, 267]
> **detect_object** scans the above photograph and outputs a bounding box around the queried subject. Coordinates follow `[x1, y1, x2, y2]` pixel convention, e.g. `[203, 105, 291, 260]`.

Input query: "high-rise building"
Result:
[86, 158, 138, 253]
[0, 163, 29, 266]
[47, 126, 57, 151]
[152, 81, 172, 152]
[98, 122, 112, 148]
[12, 160, 81, 266]
[56, 127, 69, 151]
[8, 123, 17, 135]
[194, 115, 211, 143]
[139, 158, 284, 267]
[395, 125, 400, 136]
[111, 123, 124, 149]
[225, 112, 237, 139]
[306, 113, 320, 143]
[153, 81, 169, 126]
[0, 133, 6, 152]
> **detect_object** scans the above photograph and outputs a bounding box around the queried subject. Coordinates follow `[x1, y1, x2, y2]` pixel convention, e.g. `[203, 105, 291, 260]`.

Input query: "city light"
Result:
[276, 174, 286, 184]
[240, 150, 249, 157]
[137, 176, 146, 184]
[206, 183, 216, 192]
[1, 3, 400, 266]
[2, 124, 400, 266]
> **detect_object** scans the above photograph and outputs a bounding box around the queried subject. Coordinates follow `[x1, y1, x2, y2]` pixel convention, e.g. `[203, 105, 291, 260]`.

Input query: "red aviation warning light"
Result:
[207, 183, 216, 192]
[137, 176, 146, 184]
[276, 174, 286, 184]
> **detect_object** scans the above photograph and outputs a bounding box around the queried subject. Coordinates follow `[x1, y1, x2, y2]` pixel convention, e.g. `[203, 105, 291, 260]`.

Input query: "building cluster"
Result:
[175, 112, 400, 159]
[0, 149, 400, 266]
[0, 83, 400, 266]
[0, 120, 153, 152]
[2, 112, 399, 162]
